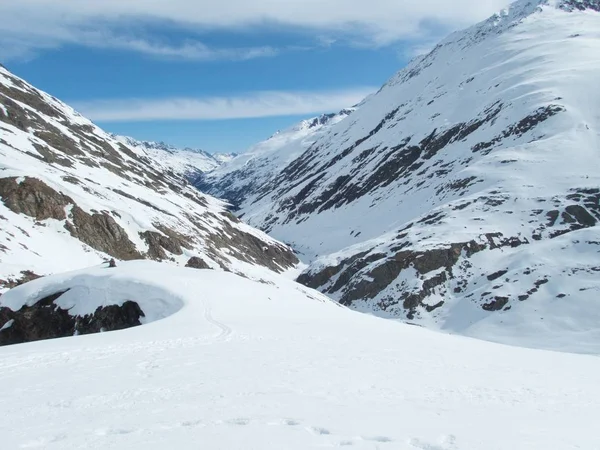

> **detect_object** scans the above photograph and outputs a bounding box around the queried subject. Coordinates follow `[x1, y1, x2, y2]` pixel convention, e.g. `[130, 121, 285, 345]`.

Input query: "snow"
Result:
[201, 109, 353, 204]
[112, 135, 223, 177]
[212, 2, 600, 259]
[202, 0, 600, 343]
[0, 264, 184, 322]
[0, 67, 297, 286]
[1, 260, 599, 449]
[0, 319, 13, 330]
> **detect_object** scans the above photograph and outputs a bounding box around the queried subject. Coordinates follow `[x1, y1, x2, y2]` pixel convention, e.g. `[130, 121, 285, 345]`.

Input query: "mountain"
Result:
[111, 135, 237, 181]
[202, 0, 600, 352]
[197, 109, 354, 208]
[1, 260, 599, 449]
[0, 64, 298, 290]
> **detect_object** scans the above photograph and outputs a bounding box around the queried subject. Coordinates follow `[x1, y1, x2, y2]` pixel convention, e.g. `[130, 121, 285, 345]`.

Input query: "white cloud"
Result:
[0, 21, 280, 62]
[83, 35, 280, 61]
[72, 88, 377, 122]
[0, 0, 512, 60]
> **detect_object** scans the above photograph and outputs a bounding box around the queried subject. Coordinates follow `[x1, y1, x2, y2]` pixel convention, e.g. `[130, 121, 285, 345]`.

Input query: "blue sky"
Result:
[0, 0, 507, 154]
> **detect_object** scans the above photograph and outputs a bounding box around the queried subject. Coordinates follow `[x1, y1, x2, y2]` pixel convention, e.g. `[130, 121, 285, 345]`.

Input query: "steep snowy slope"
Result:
[0, 65, 297, 289]
[198, 109, 354, 207]
[1, 261, 599, 449]
[112, 135, 231, 180]
[203, 0, 600, 341]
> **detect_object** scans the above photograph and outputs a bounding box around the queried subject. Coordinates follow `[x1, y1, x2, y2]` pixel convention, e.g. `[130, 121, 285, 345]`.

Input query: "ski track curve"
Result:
[202, 297, 233, 342]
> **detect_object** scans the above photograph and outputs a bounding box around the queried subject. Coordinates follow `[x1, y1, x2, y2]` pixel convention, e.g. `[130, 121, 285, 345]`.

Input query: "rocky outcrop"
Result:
[204, 219, 298, 273]
[298, 240, 485, 319]
[0, 177, 72, 220]
[65, 206, 142, 261]
[0, 290, 144, 346]
[186, 256, 211, 269]
[559, 0, 600, 12]
[140, 230, 183, 261]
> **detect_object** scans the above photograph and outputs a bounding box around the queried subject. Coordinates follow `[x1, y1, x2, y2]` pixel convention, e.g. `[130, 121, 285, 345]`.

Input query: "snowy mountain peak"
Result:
[111, 134, 224, 178]
[270, 109, 354, 139]
[384, 0, 597, 90]
[196, 107, 355, 207]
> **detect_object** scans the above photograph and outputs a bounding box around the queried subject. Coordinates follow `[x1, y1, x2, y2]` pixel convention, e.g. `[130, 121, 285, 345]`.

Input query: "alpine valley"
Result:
[202, 0, 600, 354]
[1, 1, 600, 449]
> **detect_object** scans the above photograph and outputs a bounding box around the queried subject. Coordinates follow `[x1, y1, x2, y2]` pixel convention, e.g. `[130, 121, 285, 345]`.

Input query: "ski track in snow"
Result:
[0, 262, 599, 449]
[202, 295, 234, 342]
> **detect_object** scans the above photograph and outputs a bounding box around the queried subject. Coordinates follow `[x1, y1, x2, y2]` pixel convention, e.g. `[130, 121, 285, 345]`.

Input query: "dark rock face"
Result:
[0, 177, 72, 220]
[0, 290, 145, 346]
[186, 256, 211, 269]
[140, 230, 183, 260]
[0, 176, 141, 261]
[202, 219, 299, 273]
[140, 225, 195, 261]
[298, 240, 485, 319]
[65, 206, 142, 261]
[483, 296, 510, 312]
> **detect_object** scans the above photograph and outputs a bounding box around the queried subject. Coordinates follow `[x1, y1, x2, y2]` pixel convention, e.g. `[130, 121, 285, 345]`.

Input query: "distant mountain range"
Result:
[111, 135, 237, 180]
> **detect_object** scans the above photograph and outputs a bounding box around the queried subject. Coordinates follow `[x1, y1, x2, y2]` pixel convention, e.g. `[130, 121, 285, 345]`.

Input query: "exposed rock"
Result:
[299, 240, 485, 319]
[483, 296, 510, 312]
[0, 270, 42, 292]
[140, 230, 183, 260]
[65, 206, 142, 260]
[202, 219, 299, 273]
[0, 290, 145, 346]
[487, 270, 508, 281]
[186, 257, 211, 270]
[0, 177, 72, 220]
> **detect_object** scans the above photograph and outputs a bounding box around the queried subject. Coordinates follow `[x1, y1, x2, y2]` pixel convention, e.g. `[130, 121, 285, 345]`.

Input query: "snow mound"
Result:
[0, 260, 334, 335]
[0, 262, 186, 324]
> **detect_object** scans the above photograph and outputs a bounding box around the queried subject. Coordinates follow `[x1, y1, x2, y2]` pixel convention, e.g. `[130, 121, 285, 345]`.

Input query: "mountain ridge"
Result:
[201, 0, 600, 352]
[0, 65, 298, 289]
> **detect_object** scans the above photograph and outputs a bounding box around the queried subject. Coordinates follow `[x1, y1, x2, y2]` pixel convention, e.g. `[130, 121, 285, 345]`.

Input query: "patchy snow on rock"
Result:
[111, 135, 224, 179]
[0, 65, 298, 287]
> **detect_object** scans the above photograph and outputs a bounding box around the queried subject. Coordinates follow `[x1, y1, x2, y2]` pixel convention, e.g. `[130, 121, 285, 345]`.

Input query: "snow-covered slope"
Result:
[1, 260, 599, 449]
[198, 109, 354, 207]
[202, 0, 600, 342]
[112, 135, 233, 180]
[0, 65, 297, 288]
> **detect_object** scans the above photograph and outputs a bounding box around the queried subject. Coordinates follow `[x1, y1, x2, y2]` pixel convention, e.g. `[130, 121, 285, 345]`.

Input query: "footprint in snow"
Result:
[226, 418, 251, 426]
[409, 435, 457, 450]
[306, 426, 331, 435]
[362, 436, 394, 443]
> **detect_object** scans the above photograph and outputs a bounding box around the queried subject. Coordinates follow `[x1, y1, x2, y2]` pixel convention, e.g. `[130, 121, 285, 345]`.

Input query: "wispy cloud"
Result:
[73, 88, 376, 122]
[83, 35, 280, 61]
[0, 0, 512, 61]
[0, 25, 281, 62]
